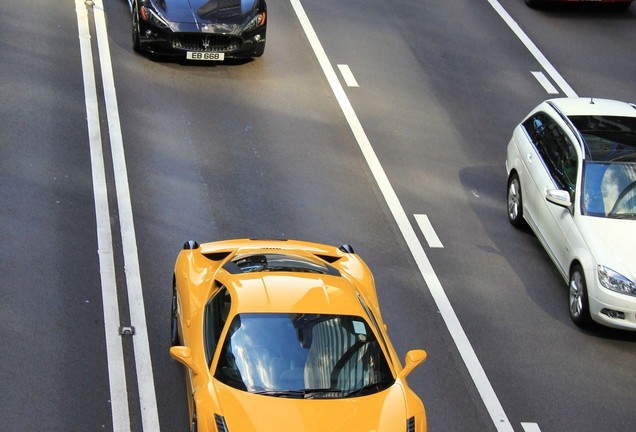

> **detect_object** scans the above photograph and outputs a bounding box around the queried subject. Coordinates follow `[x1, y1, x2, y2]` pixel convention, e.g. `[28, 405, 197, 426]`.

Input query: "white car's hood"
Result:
[580, 216, 636, 280]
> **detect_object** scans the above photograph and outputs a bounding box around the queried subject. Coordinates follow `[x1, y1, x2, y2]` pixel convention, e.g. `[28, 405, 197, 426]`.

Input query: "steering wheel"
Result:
[608, 180, 636, 216]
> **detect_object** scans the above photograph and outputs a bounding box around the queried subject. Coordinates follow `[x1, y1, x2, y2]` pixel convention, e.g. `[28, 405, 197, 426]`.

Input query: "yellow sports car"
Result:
[170, 239, 427, 432]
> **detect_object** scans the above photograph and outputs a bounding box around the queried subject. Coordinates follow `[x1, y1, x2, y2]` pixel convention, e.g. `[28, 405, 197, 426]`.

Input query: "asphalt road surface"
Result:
[1, 0, 635, 431]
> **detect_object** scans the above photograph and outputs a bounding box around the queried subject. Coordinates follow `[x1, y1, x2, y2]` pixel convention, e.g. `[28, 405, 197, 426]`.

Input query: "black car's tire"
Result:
[253, 43, 266, 58]
[569, 265, 592, 327]
[525, 0, 544, 8]
[507, 173, 525, 228]
[611, 2, 632, 11]
[171, 285, 180, 347]
[132, 5, 141, 53]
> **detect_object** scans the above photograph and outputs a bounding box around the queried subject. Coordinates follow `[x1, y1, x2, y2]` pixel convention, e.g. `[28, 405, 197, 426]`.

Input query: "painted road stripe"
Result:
[290, 0, 514, 430]
[531, 71, 559, 95]
[521, 423, 542, 432]
[337, 64, 359, 87]
[487, 0, 578, 98]
[74, 1, 130, 430]
[92, 1, 161, 430]
[415, 214, 444, 248]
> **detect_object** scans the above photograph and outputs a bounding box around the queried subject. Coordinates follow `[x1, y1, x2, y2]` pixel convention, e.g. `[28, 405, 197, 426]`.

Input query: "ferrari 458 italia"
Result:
[170, 239, 427, 431]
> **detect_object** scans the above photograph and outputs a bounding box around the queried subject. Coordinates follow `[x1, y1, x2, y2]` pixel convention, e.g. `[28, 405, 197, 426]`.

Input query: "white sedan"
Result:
[505, 97, 636, 330]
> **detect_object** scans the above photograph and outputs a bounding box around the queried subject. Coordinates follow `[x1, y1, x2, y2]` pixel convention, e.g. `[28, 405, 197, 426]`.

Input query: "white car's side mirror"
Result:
[546, 189, 572, 209]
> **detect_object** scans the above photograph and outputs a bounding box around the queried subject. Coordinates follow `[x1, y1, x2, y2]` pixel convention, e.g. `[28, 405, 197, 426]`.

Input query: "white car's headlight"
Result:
[598, 265, 636, 297]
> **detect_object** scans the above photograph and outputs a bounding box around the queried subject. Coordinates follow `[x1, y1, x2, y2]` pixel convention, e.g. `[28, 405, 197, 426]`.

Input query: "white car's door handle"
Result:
[526, 153, 533, 163]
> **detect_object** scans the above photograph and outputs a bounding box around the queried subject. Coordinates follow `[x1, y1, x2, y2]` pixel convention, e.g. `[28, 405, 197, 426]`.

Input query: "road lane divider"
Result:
[414, 214, 444, 248]
[337, 64, 359, 87]
[531, 71, 559, 95]
[75, 1, 160, 430]
[74, 1, 131, 430]
[486, 0, 577, 98]
[290, 0, 514, 430]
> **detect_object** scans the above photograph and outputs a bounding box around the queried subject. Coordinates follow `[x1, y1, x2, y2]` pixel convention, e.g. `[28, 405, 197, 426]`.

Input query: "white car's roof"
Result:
[547, 97, 636, 117]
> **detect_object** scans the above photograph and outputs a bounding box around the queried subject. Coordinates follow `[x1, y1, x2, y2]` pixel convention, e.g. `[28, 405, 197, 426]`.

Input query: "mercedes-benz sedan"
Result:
[506, 97, 636, 330]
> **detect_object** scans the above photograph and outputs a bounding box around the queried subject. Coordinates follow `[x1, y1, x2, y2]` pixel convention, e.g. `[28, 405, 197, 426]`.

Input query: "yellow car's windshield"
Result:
[213, 313, 394, 398]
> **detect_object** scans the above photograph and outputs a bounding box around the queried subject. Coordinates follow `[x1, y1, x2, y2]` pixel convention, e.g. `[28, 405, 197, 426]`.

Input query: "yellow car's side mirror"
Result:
[398, 349, 427, 379]
[170, 346, 202, 376]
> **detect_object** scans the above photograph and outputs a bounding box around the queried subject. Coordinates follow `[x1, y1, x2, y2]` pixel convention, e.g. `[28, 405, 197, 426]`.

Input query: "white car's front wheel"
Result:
[569, 265, 592, 327]
[507, 173, 525, 228]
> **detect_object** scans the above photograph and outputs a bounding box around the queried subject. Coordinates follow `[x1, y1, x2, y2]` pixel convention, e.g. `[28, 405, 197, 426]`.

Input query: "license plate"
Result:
[186, 52, 225, 61]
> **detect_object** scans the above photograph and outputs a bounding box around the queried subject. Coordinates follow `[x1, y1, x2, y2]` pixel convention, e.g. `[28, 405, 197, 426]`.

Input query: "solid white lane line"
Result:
[531, 71, 559, 95]
[92, 1, 161, 431]
[487, 0, 578, 98]
[415, 214, 444, 248]
[337, 64, 359, 87]
[289, 1, 514, 430]
[74, 1, 131, 430]
[521, 423, 542, 432]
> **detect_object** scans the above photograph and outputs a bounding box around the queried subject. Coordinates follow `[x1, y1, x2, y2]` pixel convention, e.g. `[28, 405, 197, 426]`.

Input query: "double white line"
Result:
[74, 1, 159, 431]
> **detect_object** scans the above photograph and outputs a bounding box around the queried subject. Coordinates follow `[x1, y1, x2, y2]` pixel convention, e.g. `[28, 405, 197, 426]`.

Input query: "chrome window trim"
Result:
[546, 101, 587, 160]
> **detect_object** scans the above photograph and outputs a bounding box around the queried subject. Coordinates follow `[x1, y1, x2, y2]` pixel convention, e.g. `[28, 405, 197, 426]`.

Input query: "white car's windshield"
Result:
[583, 162, 636, 218]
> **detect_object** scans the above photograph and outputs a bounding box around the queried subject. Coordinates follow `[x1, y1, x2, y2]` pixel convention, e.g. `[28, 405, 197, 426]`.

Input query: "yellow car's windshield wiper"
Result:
[253, 389, 344, 399]
[345, 379, 394, 397]
[253, 390, 305, 398]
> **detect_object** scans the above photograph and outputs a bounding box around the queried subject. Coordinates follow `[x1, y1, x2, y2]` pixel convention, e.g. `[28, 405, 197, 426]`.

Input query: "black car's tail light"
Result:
[406, 416, 416, 432]
[215, 414, 229, 432]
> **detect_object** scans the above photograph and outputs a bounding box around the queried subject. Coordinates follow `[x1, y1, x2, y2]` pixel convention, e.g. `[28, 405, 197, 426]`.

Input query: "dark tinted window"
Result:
[523, 112, 578, 194]
[203, 287, 231, 367]
[226, 253, 339, 276]
[569, 115, 636, 162]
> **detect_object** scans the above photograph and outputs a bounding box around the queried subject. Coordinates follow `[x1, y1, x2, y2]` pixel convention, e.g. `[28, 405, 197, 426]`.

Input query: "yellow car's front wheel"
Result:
[190, 410, 197, 432]
[171, 284, 179, 347]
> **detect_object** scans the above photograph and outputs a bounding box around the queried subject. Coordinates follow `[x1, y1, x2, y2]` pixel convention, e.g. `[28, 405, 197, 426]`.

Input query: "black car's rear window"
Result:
[224, 253, 340, 276]
[569, 115, 636, 162]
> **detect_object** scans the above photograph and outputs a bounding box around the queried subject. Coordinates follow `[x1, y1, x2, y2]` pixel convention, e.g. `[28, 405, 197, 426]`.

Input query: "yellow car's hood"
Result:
[216, 383, 408, 431]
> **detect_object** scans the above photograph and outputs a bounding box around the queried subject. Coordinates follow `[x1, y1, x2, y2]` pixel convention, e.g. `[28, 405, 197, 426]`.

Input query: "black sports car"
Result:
[130, 0, 267, 60]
